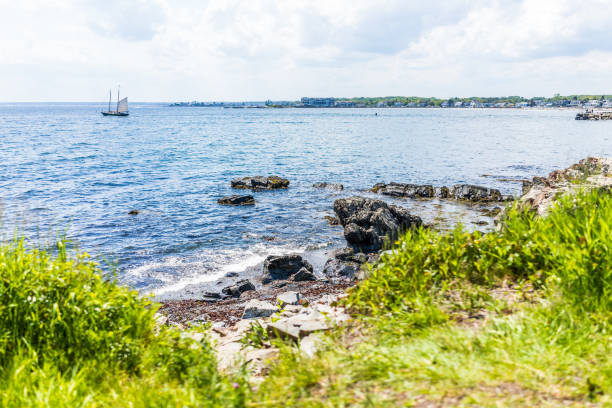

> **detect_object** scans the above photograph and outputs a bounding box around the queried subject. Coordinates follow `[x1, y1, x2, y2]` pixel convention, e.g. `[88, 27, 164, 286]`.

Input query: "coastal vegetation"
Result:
[0, 239, 247, 407]
[253, 188, 612, 406]
[2, 188, 611, 406]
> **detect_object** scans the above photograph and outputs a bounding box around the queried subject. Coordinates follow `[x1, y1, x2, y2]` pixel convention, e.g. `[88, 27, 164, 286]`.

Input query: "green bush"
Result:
[0, 239, 248, 407]
[0, 239, 155, 371]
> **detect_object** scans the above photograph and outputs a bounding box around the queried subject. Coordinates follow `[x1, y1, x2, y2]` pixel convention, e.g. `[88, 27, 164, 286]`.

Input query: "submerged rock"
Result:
[313, 182, 344, 191]
[217, 195, 255, 205]
[221, 279, 256, 298]
[333, 196, 422, 252]
[128, 209, 140, 215]
[261, 254, 313, 284]
[231, 176, 289, 190]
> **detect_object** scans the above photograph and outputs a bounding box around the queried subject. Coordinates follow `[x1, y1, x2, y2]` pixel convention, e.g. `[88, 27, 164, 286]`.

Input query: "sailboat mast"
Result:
[108, 89, 111, 112]
[117, 86, 120, 112]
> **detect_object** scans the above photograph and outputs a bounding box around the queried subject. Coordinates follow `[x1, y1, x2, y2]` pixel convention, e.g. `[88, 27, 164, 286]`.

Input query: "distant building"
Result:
[334, 100, 355, 107]
[585, 99, 602, 108]
[454, 101, 463, 107]
[516, 102, 529, 108]
[301, 97, 336, 107]
[441, 101, 450, 108]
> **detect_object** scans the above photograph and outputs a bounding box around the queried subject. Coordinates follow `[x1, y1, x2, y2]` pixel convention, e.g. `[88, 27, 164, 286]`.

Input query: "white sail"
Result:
[117, 97, 128, 113]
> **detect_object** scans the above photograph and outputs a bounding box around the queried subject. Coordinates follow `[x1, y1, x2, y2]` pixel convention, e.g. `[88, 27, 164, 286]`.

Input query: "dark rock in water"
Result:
[372, 182, 434, 198]
[128, 209, 140, 215]
[451, 184, 502, 202]
[372, 182, 501, 202]
[225, 272, 239, 278]
[313, 182, 344, 191]
[217, 195, 255, 205]
[261, 254, 313, 284]
[290, 267, 317, 282]
[221, 279, 256, 298]
[324, 215, 341, 226]
[333, 196, 423, 252]
[231, 176, 289, 190]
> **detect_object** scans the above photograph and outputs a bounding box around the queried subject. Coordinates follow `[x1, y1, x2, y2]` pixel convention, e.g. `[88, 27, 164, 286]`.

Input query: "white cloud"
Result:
[0, 0, 611, 101]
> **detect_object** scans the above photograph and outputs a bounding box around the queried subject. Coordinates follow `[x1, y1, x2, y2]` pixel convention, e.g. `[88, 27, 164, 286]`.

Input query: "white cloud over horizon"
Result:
[1, 0, 611, 101]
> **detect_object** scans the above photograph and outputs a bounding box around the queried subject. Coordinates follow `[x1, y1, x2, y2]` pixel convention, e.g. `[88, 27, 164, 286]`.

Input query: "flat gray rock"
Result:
[242, 299, 277, 319]
[277, 291, 305, 306]
[266, 313, 330, 341]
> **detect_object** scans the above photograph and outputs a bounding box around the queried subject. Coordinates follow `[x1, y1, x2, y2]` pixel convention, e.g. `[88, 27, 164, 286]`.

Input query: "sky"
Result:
[1, 0, 612, 102]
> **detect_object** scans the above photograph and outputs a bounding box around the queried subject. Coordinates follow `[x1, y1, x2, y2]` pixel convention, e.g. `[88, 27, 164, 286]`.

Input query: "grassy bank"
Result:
[1, 188, 611, 406]
[253, 189, 612, 406]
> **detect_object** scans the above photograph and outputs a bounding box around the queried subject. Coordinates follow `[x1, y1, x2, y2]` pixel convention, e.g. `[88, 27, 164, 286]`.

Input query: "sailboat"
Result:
[101, 87, 129, 116]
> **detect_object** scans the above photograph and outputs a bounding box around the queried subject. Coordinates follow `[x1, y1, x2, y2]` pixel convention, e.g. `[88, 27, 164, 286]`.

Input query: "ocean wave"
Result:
[123, 242, 310, 298]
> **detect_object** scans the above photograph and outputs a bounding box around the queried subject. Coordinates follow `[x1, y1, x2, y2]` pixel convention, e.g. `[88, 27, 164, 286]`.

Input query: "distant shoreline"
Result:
[170, 95, 612, 109]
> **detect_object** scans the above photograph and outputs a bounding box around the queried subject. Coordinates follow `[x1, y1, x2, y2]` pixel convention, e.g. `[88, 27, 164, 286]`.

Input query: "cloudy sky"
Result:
[1, 0, 611, 101]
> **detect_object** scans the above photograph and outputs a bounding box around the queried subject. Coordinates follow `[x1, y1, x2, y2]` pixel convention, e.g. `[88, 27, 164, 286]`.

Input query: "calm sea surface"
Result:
[1, 103, 610, 298]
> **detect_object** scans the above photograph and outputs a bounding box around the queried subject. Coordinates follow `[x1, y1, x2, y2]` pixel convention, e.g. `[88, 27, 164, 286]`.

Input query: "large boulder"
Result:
[450, 184, 502, 202]
[217, 195, 255, 205]
[231, 176, 289, 190]
[261, 254, 313, 284]
[333, 196, 422, 252]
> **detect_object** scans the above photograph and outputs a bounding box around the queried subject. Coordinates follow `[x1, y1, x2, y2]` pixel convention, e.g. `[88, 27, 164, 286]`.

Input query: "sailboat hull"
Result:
[101, 111, 129, 116]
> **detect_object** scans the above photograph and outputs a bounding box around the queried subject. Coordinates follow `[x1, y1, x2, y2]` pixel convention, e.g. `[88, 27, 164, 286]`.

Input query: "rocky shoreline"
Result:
[157, 158, 612, 373]
[162, 176, 510, 325]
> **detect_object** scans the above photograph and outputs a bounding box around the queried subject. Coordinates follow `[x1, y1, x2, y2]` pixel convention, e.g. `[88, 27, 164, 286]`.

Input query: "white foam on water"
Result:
[124, 243, 308, 297]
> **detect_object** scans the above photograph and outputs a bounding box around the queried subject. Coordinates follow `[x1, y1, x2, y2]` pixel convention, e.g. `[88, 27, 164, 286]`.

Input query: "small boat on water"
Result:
[102, 87, 129, 116]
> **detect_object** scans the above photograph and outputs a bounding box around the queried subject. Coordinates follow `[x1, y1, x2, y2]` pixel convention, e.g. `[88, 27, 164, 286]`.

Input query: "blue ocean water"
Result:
[1, 103, 610, 298]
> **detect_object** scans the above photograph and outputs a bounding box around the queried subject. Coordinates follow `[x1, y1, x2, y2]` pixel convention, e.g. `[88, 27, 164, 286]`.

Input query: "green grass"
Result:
[2, 189, 611, 407]
[0, 239, 248, 407]
[251, 189, 612, 406]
